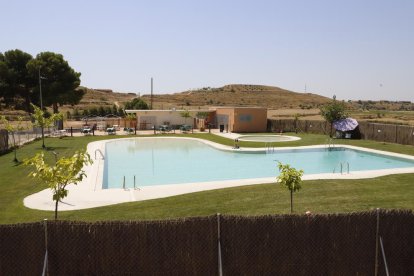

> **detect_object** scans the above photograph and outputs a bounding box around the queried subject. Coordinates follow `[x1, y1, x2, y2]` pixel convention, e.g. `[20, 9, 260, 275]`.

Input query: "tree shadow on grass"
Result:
[41, 146, 70, 151]
[12, 160, 23, 167]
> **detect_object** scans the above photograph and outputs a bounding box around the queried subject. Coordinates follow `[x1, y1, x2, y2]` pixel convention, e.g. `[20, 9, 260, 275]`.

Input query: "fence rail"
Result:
[0, 210, 413, 275]
[268, 119, 414, 146]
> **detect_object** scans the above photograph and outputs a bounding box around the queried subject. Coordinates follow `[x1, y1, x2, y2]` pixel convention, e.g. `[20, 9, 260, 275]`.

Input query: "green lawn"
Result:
[1, 133, 414, 224]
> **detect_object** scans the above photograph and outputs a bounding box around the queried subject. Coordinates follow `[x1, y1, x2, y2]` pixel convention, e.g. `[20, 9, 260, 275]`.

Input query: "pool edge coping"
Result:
[23, 136, 414, 211]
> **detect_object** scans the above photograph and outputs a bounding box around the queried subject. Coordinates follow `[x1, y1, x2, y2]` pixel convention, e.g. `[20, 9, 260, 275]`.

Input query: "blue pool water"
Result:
[103, 138, 414, 189]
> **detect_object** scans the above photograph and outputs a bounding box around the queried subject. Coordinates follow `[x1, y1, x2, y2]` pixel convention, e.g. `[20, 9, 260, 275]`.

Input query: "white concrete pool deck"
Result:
[24, 136, 414, 211]
[214, 131, 301, 142]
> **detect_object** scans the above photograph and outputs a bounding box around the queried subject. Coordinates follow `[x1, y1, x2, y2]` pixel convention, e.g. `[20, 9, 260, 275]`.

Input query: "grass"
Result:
[0, 133, 414, 224]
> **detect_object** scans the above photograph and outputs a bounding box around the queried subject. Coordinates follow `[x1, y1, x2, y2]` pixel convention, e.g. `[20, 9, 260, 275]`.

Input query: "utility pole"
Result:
[150, 77, 153, 110]
[39, 67, 45, 149]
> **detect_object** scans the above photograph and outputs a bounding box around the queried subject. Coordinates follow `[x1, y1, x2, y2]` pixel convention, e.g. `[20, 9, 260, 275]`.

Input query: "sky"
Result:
[1, 0, 413, 101]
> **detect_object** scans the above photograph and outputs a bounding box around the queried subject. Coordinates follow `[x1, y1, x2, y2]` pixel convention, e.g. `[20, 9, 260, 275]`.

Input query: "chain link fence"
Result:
[1, 210, 413, 275]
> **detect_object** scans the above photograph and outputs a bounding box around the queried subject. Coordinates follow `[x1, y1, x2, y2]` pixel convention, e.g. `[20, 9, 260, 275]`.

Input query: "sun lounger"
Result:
[106, 127, 116, 135]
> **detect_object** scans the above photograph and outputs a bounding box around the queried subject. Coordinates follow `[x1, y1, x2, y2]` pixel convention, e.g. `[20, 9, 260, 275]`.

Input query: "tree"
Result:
[0, 115, 27, 162]
[31, 104, 62, 148]
[320, 98, 348, 137]
[82, 109, 89, 117]
[293, 113, 301, 133]
[24, 150, 92, 219]
[180, 110, 191, 124]
[112, 104, 118, 115]
[196, 111, 209, 120]
[104, 106, 112, 116]
[277, 162, 304, 213]
[196, 111, 209, 130]
[124, 98, 149, 110]
[0, 49, 35, 112]
[26, 52, 83, 113]
[89, 107, 98, 116]
[125, 113, 136, 128]
[117, 107, 124, 117]
[98, 106, 105, 116]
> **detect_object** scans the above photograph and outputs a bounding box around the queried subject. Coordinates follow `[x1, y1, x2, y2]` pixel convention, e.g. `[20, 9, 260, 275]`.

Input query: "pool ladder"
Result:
[333, 162, 350, 174]
[265, 142, 275, 153]
[122, 175, 140, 190]
[95, 149, 105, 160]
[326, 138, 335, 150]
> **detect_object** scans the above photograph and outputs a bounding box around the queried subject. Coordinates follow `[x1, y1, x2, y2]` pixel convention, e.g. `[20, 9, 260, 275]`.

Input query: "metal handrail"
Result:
[326, 138, 335, 149]
[266, 142, 275, 153]
[333, 162, 350, 174]
[95, 149, 105, 160]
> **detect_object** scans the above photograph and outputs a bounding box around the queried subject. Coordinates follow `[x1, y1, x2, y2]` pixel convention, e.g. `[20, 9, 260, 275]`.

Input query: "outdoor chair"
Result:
[124, 127, 134, 134]
[158, 125, 172, 133]
[179, 124, 192, 133]
[106, 127, 116, 135]
[81, 127, 92, 135]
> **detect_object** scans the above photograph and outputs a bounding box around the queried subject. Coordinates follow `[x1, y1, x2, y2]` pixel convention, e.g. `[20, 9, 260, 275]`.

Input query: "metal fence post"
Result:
[42, 219, 49, 276]
[374, 208, 380, 276]
[395, 125, 398, 144]
[217, 213, 223, 276]
[380, 237, 390, 276]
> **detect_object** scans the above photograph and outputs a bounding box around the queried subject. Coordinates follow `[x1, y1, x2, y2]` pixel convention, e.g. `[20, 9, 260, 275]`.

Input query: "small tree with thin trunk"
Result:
[320, 97, 348, 137]
[180, 110, 191, 124]
[30, 104, 62, 148]
[0, 115, 27, 162]
[277, 162, 304, 213]
[293, 113, 301, 133]
[196, 111, 209, 130]
[125, 113, 136, 128]
[24, 149, 92, 219]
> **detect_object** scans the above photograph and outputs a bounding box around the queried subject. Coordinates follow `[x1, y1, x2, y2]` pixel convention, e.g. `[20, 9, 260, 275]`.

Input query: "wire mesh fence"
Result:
[0, 210, 413, 275]
[7, 128, 46, 146]
[0, 128, 56, 153]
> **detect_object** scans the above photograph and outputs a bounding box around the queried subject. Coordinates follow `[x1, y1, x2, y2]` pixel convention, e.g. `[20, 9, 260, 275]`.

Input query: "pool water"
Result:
[103, 138, 414, 189]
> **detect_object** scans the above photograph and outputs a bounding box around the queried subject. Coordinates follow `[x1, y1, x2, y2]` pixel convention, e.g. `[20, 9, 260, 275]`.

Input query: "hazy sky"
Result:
[1, 0, 413, 101]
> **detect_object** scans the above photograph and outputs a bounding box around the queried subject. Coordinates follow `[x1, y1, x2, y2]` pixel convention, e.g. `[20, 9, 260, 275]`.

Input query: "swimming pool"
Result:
[238, 135, 300, 142]
[103, 138, 414, 189]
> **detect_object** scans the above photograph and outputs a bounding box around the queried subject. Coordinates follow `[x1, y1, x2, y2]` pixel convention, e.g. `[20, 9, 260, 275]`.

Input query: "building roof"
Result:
[125, 109, 210, 113]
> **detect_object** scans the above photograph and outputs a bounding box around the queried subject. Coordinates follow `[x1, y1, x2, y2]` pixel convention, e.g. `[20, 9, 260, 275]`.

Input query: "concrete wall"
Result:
[128, 108, 267, 132]
[233, 107, 267, 132]
[215, 107, 267, 132]
[214, 108, 234, 132]
[131, 110, 201, 130]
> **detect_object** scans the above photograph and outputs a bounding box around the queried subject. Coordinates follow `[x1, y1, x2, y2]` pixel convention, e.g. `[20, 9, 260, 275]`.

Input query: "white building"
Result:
[125, 109, 210, 130]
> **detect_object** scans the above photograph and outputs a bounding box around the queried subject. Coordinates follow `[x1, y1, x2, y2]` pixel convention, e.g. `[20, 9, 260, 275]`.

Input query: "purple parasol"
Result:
[333, 118, 358, 132]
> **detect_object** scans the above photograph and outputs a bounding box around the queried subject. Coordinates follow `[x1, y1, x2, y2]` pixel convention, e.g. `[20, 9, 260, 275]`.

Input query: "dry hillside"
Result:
[75, 88, 137, 109]
[3, 84, 413, 125]
[141, 84, 331, 110]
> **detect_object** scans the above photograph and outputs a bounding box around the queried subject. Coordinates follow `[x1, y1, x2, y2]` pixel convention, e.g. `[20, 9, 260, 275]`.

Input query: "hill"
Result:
[3, 84, 414, 125]
[140, 84, 330, 109]
[75, 87, 137, 109]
